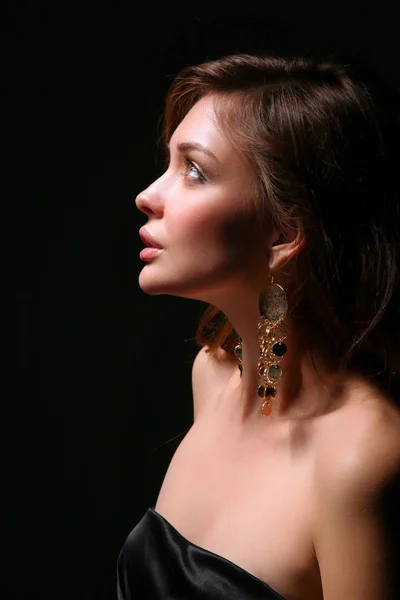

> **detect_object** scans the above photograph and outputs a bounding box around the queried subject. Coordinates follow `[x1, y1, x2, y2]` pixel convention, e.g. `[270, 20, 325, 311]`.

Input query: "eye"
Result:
[182, 157, 206, 184]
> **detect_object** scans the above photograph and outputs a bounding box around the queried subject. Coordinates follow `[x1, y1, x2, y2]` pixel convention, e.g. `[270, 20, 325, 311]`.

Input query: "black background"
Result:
[8, 2, 400, 599]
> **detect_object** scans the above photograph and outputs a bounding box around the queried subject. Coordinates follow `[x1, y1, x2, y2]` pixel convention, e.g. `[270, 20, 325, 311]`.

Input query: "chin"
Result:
[138, 271, 165, 295]
[138, 272, 202, 302]
[137, 259, 228, 302]
[138, 267, 183, 296]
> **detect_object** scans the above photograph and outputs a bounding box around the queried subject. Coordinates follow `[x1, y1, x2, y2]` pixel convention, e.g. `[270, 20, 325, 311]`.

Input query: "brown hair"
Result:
[163, 52, 400, 390]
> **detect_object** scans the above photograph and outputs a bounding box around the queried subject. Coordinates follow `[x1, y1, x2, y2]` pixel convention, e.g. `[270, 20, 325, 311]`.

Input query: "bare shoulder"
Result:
[312, 394, 400, 598]
[192, 345, 237, 421]
[315, 393, 400, 502]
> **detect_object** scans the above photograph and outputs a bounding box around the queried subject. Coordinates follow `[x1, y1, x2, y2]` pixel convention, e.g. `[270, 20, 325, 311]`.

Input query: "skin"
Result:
[135, 95, 400, 600]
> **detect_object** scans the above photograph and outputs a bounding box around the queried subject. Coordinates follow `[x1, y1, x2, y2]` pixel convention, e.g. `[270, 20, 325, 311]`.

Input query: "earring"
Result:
[257, 276, 288, 416]
[234, 334, 243, 377]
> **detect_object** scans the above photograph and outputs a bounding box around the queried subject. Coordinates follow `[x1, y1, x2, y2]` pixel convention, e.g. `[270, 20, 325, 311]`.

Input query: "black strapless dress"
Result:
[117, 507, 287, 599]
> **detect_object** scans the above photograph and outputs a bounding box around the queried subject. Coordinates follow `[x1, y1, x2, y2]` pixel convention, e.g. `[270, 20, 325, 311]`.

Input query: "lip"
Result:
[139, 247, 162, 261]
[139, 227, 163, 249]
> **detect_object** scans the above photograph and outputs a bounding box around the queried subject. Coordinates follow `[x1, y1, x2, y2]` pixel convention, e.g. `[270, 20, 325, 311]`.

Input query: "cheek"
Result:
[171, 202, 240, 244]
[168, 197, 260, 266]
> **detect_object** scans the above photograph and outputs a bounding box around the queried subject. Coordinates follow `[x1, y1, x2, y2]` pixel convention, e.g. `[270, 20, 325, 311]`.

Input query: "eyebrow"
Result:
[168, 141, 221, 165]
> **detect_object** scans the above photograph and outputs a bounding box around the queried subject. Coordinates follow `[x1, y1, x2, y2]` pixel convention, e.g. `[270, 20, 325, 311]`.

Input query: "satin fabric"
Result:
[117, 507, 287, 600]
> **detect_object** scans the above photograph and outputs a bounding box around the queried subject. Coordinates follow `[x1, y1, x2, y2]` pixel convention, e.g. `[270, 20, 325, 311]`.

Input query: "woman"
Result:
[117, 52, 400, 600]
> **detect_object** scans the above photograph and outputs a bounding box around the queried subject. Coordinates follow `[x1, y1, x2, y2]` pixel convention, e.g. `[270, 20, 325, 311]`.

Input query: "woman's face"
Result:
[135, 95, 269, 303]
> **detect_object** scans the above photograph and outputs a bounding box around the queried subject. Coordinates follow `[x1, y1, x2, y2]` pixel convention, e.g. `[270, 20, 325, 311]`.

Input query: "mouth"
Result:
[139, 228, 163, 249]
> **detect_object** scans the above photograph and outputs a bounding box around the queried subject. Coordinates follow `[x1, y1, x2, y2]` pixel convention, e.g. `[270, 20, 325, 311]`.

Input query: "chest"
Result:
[155, 418, 322, 600]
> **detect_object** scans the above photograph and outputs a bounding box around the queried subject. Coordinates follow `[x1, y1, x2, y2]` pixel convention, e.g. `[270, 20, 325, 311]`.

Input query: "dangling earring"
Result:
[257, 276, 288, 416]
[234, 333, 243, 377]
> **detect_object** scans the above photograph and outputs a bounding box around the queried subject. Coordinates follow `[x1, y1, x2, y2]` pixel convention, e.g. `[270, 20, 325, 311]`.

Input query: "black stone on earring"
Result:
[265, 386, 277, 398]
[272, 342, 287, 357]
[234, 345, 242, 360]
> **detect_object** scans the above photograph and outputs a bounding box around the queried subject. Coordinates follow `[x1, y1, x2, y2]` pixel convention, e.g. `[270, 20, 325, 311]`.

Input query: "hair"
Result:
[163, 52, 400, 394]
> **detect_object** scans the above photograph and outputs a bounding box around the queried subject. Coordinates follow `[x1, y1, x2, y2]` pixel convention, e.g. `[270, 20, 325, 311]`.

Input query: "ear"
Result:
[268, 220, 305, 271]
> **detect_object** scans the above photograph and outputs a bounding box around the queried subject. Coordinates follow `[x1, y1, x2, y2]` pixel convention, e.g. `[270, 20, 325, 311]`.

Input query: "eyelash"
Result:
[181, 157, 206, 184]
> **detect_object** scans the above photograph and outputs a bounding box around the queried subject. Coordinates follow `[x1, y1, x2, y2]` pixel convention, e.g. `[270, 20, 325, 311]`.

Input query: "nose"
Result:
[135, 178, 164, 218]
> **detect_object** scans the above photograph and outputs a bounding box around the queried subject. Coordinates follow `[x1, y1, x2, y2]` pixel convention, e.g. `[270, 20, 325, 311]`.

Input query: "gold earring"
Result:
[257, 276, 288, 416]
[234, 334, 243, 377]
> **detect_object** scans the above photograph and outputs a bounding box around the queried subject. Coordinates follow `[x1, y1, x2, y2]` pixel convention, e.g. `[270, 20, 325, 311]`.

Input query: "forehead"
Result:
[170, 96, 248, 169]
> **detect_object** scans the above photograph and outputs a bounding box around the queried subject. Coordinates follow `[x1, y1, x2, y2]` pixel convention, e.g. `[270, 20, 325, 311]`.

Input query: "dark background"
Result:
[8, 2, 400, 599]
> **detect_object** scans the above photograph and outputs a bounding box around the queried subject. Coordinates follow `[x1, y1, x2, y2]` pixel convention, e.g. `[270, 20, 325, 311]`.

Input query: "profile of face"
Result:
[135, 96, 272, 305]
